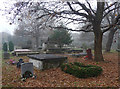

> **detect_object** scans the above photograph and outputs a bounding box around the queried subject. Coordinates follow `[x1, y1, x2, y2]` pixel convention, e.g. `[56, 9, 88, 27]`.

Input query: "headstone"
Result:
[3, 52, 10, 59]
[86, 49, 92, 59]
[21, 62, 33, 78]
[42, 42, 47, 51]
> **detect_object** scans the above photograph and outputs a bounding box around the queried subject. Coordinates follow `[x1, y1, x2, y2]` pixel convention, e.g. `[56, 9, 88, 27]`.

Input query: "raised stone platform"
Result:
[12, 49, 39, 56]
[28, 54, 68, 70]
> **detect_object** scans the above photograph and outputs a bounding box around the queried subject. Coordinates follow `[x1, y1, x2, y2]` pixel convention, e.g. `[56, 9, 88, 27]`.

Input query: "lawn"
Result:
[2, 52, 119, 87]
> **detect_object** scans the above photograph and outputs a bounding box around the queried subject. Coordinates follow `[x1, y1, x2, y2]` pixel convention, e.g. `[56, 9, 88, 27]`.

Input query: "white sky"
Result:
[0, 0, 114, 35]
[0, 0, 96, 35]
[0, 0, 16, 35]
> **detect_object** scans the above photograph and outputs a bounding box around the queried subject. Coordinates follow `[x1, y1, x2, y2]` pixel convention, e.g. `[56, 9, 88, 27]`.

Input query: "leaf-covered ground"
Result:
[2, 52, 119, 87]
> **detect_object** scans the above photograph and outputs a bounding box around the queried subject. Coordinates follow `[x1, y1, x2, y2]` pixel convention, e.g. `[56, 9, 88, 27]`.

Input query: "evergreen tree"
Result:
[3, 42, 8, 52]
[49, 25, 73, 48]
[9, 41, 14, 52]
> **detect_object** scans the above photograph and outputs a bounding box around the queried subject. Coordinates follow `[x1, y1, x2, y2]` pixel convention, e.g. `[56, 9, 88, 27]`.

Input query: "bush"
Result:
[61, 62, 103, 78]
[3, 42, 8, 52]
[9, 41, 14, 52]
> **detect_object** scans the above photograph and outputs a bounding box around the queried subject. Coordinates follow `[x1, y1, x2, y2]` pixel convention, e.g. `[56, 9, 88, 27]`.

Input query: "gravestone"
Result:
[86, 49, 92, 59]
[42, 42, 47, 51]
[3, 52, 10, 59]
[21, 62, 33, 78]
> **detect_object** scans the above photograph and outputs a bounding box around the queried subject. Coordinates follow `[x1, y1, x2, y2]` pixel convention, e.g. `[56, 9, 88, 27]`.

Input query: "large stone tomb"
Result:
[28, 54, 67, 70]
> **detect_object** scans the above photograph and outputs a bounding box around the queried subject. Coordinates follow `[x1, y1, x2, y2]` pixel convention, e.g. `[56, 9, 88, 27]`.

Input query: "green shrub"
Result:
[61, 62, 103, 78]
[3, 42, 8, 52]
[74, 62, 85, 67]
[9, 41, 14, 52]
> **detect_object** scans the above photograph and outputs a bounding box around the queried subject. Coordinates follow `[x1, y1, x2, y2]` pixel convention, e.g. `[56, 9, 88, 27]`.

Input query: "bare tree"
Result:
[7, 1, 120, 61]
[41, 1, 120, 61]
[14, 2, 55, 49]
[105, 3, 120, 52]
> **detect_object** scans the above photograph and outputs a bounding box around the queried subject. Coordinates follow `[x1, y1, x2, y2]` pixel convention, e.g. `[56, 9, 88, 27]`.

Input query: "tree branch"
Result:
[85, 0, 95, 15]
[49, 25, 93, 32]
[103, 6, 120, 18]
[102, 14, 120, 33]
[104, 2, 117, 11]
[67, 2, 91, 20]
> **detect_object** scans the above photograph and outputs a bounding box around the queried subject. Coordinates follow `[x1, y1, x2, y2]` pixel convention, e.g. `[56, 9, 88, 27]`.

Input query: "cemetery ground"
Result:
[2, 52, 119, 87]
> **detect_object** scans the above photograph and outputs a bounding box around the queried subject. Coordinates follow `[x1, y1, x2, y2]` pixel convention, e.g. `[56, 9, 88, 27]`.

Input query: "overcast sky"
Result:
[0, 0, 16, 35]
[0, 0, 113, 35]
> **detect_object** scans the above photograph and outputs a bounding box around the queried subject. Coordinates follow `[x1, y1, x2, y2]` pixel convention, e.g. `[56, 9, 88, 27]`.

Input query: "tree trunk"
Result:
[105, 28, 117, 52]
[94, 31, 104, 61]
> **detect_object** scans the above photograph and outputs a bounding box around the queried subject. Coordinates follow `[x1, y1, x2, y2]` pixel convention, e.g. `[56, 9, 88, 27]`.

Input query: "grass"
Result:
[0, 50, 2, 58]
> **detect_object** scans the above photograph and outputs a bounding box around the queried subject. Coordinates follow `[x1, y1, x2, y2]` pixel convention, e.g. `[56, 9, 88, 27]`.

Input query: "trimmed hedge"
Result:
[61, 62, 103, 78]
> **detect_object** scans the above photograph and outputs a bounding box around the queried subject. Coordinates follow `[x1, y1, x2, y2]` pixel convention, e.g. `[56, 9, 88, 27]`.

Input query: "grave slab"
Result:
[28, 54, 68, 70]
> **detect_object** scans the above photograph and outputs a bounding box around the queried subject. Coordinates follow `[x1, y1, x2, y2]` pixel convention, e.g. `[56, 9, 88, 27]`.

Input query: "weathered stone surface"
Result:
[28, 54, 67, 61]
[29, 59, 43, 70]
[21, 63, 33, 77]
[28, 54, 67, 70]
[3, 52, 10, 59]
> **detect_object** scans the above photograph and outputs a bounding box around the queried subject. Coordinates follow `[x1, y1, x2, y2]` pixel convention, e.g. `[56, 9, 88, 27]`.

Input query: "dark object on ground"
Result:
[17, 59, 24, 68]
[61, 62, 103, 78]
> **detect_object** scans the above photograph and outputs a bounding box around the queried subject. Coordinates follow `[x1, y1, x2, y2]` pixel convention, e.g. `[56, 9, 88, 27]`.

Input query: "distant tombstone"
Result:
[86, 49, 92, 59]
[3, 52, 10, 59]
[21, 62, 33, 78]
[42, 42, 47, 51]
